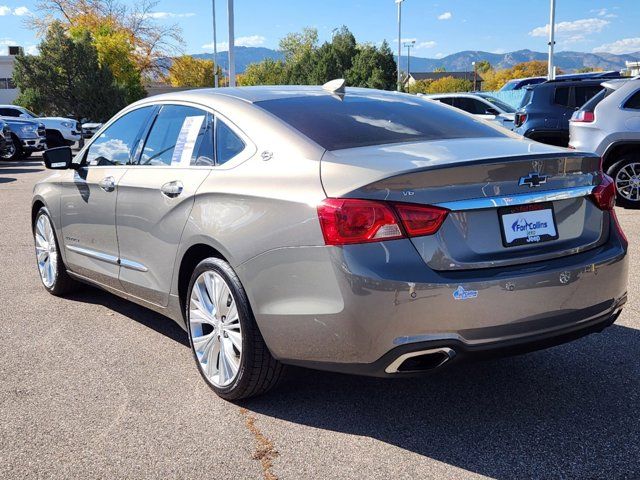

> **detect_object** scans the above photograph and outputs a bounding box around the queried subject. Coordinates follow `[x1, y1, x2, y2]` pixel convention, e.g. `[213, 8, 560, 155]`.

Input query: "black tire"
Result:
[607, 154, 640, 209]
[46, 130, 65, 149]
[33, 207, 79, 296]
[186, 257, 284, 400]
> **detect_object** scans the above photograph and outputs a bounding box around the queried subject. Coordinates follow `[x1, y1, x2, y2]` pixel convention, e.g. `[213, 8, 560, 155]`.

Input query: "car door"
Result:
[59, 106, 155, 289]
[115, 104, 216, 306]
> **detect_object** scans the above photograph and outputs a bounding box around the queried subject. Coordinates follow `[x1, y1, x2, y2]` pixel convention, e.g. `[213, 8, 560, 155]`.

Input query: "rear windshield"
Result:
[255, 92, 504, 151]
[579, 89, 606, 112]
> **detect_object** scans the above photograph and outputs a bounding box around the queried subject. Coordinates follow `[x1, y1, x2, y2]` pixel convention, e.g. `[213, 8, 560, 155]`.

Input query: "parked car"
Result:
[513, 78, 609, 146]
[569, 77, 640, 208]
[425, 93, 515, 129]
[33, 85, 628, 399]
[0, 105, 81, 148]
[81, 122, 103, 139]
[0, 119, 12, 157]
[0, 117, 46, 160]
[500, 71, 622, 91]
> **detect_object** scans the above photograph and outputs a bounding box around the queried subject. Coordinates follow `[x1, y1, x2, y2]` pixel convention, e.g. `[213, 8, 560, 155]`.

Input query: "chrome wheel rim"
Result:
[615, 162, 640, 202]
[189, 271, 242, 388]
[1, 142, 16, 159]
[34, 214, 58, 288]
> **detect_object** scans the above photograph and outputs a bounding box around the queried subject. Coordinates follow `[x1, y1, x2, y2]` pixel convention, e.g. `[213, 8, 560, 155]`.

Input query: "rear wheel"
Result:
[33, 207, 78, 295]
[0, 135, 21, 161]
[186, 258, 284, 400]
[608, 155, 640, 209]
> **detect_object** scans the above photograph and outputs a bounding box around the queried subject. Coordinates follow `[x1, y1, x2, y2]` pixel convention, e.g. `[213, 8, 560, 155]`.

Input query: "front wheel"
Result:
[608, 155, 640, 209]
[0, 135, 21, 161]
[33, 207, 78, 295]
[186, 258, 284, 400]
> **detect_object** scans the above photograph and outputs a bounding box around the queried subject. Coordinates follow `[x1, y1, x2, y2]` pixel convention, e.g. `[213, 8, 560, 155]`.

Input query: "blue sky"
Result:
[1, 0, 640, 57]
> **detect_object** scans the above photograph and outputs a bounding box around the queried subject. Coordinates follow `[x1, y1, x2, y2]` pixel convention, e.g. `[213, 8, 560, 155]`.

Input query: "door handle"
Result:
[98, 176, 116, 192]
[161, 180, 184, 198]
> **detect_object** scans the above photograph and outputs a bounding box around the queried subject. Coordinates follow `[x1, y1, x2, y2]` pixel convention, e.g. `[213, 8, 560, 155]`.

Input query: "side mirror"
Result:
[43, 146, 77, 170]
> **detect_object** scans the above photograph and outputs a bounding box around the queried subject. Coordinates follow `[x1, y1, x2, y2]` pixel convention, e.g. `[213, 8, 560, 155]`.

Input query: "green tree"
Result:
[407, 79, 432, 94]
[434, 66, 447, 72]
[330, 26, 357, 75]
[13, 22, 126, 122]
[279, 27, 318, 62]
[426, 76, 473, 93]
[239, 58, 287, 86]
[346, 41, 396, 90]
[475, 60, 492, 74]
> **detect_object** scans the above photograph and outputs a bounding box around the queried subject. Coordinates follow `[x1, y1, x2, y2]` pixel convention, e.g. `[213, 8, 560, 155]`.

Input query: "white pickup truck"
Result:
[0, 105, 81, 148]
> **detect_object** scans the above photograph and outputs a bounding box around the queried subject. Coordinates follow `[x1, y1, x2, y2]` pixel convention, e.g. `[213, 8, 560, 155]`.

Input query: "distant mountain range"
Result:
[192, 46, 640, 74]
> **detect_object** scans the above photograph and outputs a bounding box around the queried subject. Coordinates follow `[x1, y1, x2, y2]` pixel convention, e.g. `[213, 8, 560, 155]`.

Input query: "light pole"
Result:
[472, 61, 477, 91]
[227, 0, 236, 87]
[403, 40, 415, 80]
[547, 0, 556, 80]
[212, 0, 218, 87]
[396, 0, 404, 91]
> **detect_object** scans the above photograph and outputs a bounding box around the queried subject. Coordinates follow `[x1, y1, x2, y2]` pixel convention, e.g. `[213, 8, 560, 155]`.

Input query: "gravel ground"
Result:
[1, 157, 639, 479]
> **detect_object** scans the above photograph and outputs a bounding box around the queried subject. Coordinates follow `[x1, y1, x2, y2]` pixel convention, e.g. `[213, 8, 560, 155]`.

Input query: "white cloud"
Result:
[393, 37, 417, 44]
[25, 45, 38, 55]
[434, 52, 445, 59]
[491, 48, 507, 54]
[202, 35, 265, 52]
[0, 6, 11, 15]
[13, 6, 30, 16]
[437, 12, 452, 20]
[529, 18, 610, 38]
[593, 37, 640, 54]
[416, 41, 436, 49]
[591, 8, 617, 19]
[146, 11, 195, 19]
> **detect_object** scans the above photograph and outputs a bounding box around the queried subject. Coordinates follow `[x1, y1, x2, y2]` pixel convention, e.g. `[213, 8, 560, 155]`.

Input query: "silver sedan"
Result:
[32, 84, 628, 399]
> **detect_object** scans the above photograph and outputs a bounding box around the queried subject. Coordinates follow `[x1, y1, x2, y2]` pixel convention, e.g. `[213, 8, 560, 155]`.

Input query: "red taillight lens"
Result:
[591, 174, 616, 211]
[515, 113, 527, 127]
[317, 199, 404, 245]
[571, 110, 595, 123]
[393, 203, 449, 237]
[317, 199, 448, 245]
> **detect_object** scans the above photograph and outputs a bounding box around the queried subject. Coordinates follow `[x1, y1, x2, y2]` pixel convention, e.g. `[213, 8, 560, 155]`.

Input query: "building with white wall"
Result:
[0, 47, 22, 104]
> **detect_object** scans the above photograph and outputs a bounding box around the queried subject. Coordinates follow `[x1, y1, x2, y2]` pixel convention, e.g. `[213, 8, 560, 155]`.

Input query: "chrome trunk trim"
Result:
[436, 185, 595, 211]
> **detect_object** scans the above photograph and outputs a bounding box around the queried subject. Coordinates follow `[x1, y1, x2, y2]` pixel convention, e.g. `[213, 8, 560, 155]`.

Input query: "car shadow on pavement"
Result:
[0, 177, 16, 184]
[65, 286, 189, 347]
[245, 324, 640, 478]
[0, 168, 44, 175]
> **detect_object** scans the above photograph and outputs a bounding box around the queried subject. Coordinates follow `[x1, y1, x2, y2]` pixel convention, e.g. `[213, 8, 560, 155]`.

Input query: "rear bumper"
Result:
[237, 216, 628, 371]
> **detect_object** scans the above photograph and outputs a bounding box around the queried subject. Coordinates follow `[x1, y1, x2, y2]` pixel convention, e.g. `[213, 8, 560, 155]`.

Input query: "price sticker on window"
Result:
[171, 115, 205, 166]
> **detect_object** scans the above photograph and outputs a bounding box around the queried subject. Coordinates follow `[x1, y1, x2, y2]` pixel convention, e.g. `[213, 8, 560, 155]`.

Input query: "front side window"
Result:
[0, 107, 20, 117]
[139, 105, 208, 166]
[85, 106, 154, 166]
[216, 119, 245, 164]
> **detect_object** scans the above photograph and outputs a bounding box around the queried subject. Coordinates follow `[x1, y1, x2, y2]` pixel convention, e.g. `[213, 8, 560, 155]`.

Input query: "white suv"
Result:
[0, 105, 81, 148]
[422, 93, 516, 130]
[569, 78, 640, 208]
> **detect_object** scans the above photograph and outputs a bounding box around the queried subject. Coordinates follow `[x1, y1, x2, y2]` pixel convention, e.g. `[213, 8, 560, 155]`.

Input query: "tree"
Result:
[239, 58, 287, 86]
[482, 61, 560, 90]
[346, 41, 396, 90]
[425, 76, 473, 94]
[407, 79, 432, 94]
[165, 55, 221, 87]
[33, 0, 183, 78]
[434, 66, 447, 72]
[13, 22, 126, 122]
[476, 60, 492, 74]
[279, 27, 318, 62]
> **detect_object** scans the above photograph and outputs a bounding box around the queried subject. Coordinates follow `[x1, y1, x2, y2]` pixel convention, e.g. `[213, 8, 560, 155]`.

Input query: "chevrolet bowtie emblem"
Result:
[519, 172, 548, 188]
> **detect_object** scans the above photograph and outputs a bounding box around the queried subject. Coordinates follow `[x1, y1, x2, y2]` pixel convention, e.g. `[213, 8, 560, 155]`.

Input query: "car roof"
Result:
[142, 85, 410, 105]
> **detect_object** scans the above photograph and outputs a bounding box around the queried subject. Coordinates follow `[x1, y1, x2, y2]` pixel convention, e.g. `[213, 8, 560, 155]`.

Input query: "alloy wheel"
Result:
[1, 142, 16, 160]
[615, 162, 640, 203]
[189, 270, 242, 388]
[34, 214, 58, 288]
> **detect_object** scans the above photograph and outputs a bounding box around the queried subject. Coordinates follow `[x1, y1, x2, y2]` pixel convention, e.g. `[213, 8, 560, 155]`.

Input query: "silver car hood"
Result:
[321, 136, 568, 197]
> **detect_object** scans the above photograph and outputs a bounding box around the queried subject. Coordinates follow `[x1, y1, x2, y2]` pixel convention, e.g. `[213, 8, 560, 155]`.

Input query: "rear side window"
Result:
[0, 107, 20, 117]
[574, 85, 603, 108]
[553, 87, 570, 106]
[256, 92, 503, 151]
[579, 89, 606, 112]
[139, 105, 208, 166]
[455, 98, 487, 115]
[436, 97, 455, 106]
[85, 106, 154, 166]
[624, 90, 640, 110]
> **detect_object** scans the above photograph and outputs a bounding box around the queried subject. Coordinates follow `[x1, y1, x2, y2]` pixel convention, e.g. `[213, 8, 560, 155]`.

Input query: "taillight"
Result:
[591, 174, 616, 210]
[515, 113, 527, 127]
[317, 198, 448, 246]
[571, 110, 595, 123]
[393, 203, 448, 237]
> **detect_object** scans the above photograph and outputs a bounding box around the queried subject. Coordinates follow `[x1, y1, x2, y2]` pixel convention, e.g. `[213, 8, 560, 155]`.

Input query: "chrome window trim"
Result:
[435, 185, 595, 211]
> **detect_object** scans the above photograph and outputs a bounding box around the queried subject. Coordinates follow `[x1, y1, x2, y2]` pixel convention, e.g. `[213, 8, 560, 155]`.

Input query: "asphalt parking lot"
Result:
[1, 157, 639, 479]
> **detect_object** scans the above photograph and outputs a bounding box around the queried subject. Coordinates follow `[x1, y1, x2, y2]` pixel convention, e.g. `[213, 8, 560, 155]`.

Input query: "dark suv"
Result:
[513, 79, 608, 146]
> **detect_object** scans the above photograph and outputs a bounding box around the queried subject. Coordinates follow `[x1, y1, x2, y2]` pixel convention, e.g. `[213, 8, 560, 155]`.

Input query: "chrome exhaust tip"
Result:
[385, 347, 456, 374]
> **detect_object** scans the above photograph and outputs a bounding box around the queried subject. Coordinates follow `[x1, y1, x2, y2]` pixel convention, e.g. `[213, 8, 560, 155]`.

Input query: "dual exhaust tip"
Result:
[385, 347, 456, 374]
